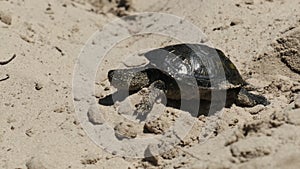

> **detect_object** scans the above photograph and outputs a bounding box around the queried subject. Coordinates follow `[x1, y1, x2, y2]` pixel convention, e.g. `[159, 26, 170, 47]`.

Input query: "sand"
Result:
[1, 0, 300, 168]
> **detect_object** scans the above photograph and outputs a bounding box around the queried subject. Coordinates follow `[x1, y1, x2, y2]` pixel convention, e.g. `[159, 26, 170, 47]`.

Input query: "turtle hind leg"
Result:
[235, 88, 270, 107]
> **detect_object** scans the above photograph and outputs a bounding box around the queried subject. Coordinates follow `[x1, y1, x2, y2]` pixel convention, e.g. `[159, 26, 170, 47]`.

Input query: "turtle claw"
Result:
[235, 88, 270, 107]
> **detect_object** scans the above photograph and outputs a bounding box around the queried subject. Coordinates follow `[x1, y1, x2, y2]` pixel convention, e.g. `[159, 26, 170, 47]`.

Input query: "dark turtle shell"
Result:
[106, 43, 269, 110]
[144, 43, 246, 89]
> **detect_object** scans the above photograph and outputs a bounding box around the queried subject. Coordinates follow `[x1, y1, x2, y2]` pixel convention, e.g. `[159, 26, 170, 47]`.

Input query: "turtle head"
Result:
[108, 68, 150, 92]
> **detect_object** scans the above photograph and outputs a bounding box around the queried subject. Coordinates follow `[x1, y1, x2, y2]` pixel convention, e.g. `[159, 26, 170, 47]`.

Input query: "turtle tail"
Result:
[235, 88, 270, 107]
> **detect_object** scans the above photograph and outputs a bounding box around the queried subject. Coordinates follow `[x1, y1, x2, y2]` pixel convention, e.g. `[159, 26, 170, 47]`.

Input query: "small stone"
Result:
[115, 99, 135, 116]
[122, 54, 147, 67]
[248, 105, 264, 115]
[114, 121, 138, 139]
[0, 11, 12, 25]
[26, 157, 48, 169]
[81, 154, 100, 165]
[87, 105, 105, 125]
[144, 144, 163, 166]
[73, 120, 80, 125]
[44, 7, 54, 14]
[230, 19, 243, 26]
[144, 116, 170, 134]
[19, 34, 34, 43]
[244, 0, 254, 5]
[74, 97, 81, 101]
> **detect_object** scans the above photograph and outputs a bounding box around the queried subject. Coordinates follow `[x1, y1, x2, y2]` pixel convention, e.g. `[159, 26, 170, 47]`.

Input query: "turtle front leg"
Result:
[235, 88, 270, 107]
[134, 80, 166, 121]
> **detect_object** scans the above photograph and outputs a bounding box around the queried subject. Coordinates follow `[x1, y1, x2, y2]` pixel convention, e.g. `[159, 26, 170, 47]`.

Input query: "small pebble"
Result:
[144, 144, 163, 166]
[87, 105, 105, 125]
[230, 19, 243, 26]
[26, 157, 48, 169]
[0, 11, 12, 25]
[74, 97, 81, 101]
[244, 0, 254, 5]
[122, 55, 147, 67]
[114, 122, 137, 139]
[81, 154, 100, 165]
[249, 105, 264, 115]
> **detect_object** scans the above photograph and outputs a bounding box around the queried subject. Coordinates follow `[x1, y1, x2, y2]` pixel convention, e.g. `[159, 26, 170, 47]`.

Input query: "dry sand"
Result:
[1, 0, 300, 168]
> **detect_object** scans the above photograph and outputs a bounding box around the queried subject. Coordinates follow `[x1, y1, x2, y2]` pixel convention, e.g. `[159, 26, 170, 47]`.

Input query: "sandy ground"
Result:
[1, 0, 300, 168]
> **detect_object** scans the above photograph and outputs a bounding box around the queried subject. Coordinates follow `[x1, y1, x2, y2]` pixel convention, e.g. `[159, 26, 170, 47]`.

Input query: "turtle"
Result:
[106, 43, 269, 116]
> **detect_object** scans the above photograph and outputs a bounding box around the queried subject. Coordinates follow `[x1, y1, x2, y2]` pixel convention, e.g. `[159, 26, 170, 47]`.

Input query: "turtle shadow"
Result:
[98, 91, 131, 105]
[99, 92, 225, 117]
[166, 99, 225, 117]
